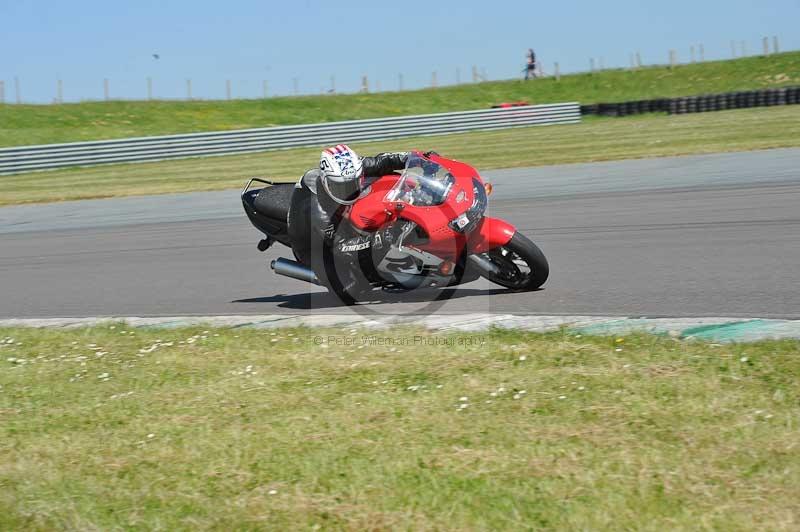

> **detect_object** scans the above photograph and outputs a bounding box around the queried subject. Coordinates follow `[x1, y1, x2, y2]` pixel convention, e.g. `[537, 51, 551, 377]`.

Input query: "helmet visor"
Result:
[324, 173, 365, 205]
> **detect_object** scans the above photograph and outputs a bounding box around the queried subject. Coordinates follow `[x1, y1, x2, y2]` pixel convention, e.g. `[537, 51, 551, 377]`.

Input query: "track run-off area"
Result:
[1, 148, 799, 320]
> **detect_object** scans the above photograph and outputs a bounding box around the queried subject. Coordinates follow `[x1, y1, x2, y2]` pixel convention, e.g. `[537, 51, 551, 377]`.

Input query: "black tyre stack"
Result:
[578, 85, 800, 118]
[604, 104, 615, 117]
[686, 97, 694, 114]
[668, 98, 679, 114]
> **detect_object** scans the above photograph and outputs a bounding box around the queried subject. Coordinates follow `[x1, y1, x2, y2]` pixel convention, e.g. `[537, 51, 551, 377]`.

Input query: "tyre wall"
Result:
[579, 87, 800, 117]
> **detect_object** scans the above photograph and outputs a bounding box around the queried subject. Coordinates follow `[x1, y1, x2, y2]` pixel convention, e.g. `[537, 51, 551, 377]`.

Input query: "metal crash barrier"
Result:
[0, 103, 580, 175]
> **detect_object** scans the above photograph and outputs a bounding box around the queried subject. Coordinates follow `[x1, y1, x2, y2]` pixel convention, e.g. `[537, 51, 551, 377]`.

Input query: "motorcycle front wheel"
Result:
[474, 232, 548, 291]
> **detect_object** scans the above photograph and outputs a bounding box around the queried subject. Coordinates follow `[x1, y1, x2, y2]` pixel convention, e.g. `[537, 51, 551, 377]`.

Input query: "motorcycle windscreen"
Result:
[384, 154, 454, 207]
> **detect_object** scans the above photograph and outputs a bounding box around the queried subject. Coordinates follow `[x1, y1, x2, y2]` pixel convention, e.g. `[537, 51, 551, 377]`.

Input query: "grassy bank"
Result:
[1, 326, 798, 529]
[2, 106, 799, 206]
[1, 52, 799, 147]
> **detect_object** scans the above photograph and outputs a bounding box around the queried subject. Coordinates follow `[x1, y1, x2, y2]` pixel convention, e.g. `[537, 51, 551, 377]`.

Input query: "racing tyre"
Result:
[476, 232, 549, 291]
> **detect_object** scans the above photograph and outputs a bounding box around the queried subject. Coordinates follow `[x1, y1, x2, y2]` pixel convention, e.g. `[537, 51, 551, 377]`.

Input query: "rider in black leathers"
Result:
[305, 149, 410, 302]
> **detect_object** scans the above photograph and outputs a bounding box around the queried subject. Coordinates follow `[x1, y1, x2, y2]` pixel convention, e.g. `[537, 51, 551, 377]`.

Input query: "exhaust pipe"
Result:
[271, 257, 319, 285]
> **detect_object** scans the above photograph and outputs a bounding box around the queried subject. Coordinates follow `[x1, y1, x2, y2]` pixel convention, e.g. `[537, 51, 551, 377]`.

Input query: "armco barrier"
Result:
[580, 86, 800, 117]
[0, 103, 580, 175]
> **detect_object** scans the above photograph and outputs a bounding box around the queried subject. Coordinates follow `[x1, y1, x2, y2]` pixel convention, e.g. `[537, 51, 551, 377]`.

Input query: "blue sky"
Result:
[1, 0, 798, 103]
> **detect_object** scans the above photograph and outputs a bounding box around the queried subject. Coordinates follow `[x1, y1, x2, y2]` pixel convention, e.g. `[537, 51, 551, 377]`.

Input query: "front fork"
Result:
[463, 217, 517, 278]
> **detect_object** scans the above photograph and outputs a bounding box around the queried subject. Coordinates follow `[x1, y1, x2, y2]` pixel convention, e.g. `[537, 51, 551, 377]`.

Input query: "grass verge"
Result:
[1, 326, 799, 529]
[2, 106, 800, 206]
[1, 52, 799, 147]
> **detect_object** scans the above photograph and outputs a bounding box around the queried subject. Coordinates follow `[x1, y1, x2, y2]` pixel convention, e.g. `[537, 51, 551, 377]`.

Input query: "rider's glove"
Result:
[423, 150, 439, 158]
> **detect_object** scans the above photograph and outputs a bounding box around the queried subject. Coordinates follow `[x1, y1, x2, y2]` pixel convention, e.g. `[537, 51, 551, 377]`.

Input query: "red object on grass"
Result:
[491, 100, 530, 108]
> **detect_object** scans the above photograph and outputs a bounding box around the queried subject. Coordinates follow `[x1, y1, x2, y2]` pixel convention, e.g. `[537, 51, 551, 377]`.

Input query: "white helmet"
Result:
[319, 144, 365, 205]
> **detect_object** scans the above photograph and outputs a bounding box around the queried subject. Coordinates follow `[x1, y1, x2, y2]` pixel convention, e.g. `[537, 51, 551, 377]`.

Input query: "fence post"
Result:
[15, 76, 21, 104]
[773, 36, 780, 54]
[146, 77, 152, 100]
[554, 62, 560, 81]
[0, 80, 4, 103]
[57, 79, 63, 103]
[762, 37, 770, 56]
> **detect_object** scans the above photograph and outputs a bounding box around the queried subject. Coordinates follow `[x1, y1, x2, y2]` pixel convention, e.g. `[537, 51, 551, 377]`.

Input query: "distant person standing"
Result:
[525, 48, 537, 80]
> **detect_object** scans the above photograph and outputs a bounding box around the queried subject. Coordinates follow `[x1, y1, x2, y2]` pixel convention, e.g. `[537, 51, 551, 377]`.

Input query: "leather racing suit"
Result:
[306, 152, 409, 302]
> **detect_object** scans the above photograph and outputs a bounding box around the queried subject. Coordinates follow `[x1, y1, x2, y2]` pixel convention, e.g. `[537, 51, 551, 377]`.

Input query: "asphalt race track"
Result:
[1, 149, 799, 319]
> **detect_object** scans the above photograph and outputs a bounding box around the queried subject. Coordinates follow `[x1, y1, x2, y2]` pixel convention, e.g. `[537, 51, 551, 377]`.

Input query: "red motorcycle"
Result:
[241, 152, 548, 300]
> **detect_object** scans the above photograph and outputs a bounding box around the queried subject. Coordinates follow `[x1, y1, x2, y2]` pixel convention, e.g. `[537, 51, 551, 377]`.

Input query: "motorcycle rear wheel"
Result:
[476, 232, 548, 291]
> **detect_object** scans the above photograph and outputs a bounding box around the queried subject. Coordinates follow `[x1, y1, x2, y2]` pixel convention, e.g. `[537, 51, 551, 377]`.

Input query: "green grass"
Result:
[2, 106, 799, 206]
[1, 52, 799, 147]
[1, 326, 798, 530]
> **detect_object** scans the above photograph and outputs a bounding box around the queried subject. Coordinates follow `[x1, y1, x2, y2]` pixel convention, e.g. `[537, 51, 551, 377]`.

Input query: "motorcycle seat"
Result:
[253, 183, 294, 222]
